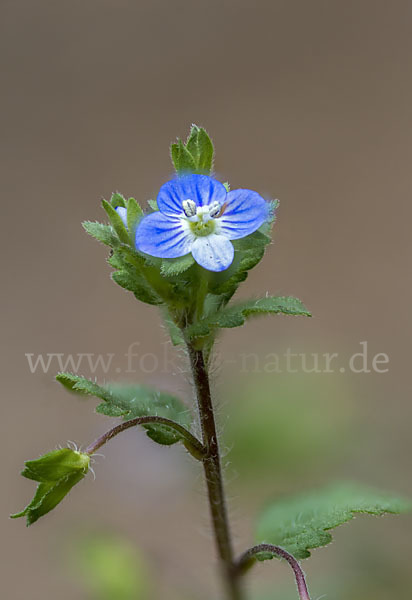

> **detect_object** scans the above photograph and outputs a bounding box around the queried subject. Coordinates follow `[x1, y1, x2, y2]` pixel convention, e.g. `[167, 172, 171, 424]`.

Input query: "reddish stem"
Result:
[85, 415, 205, 459]
[235, 544, 311, 600]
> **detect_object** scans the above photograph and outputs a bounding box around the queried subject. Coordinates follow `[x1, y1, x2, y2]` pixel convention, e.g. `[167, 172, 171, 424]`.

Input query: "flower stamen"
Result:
[209, 201, 221, 218]
[182, 199, 197, 217]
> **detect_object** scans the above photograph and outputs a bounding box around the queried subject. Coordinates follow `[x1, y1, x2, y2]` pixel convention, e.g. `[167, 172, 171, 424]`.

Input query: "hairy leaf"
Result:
[112, 268, 162, 305]
[56, 372, 113, 402]
[160, 254, 195, 277]
[256, 483, 411, 559]
[126, 197, 143, 241]
[161, 308, 185, 346]
[106, 247, 163, 305]
[12, 448, 89, 525]
[185, 125, 214, 174]
[147, 199, 159, 211]
[82, 221, 120, 248]
[170, 124, 214, 175]
[109, 192, 127, 209]
[232, 230, 271, 251]
[56, 374, 192, 445]
[102, 199, 130, 245]
[170, 139, 196, 175]
[187, 296, 311, 340]
[208, 229, 272, 302]
[96, 384, 192, 445]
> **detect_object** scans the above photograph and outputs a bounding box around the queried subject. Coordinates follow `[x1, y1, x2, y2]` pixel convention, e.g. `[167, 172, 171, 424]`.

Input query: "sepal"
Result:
[171, 124, 214, 175]
[12, 448, 90, 526]
[109, 192, 127, 209]
[102, 199, 130, 244]
[126, 197, 143, 241]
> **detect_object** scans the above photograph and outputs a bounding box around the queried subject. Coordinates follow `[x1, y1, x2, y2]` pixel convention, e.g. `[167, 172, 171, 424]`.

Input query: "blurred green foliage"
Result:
[69, 533, 149, 600]
[223, 370, 355, 484]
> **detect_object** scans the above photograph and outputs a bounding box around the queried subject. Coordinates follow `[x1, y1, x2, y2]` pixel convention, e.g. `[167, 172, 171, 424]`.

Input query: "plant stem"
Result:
[234, 544, 311, 600]
[187, 343, 243, 600]
[85, 415, 205, 459]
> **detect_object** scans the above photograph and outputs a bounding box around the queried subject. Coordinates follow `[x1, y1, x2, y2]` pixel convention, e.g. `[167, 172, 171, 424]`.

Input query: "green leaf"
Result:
[56, 372, 113, 402]
[110, 192, 127, 209]
[56, 374, 192, 446]
[219, 296, 312, 325]
[161, 308, 185, 346]
[170, 139, 196, 175]
[107, 247, 163, 305]
[170, 124, 214, 175]
[187, 296, 311, 340]
[160, 254, 195, 277]
[147, 199, 159, 211]
[11, 448, 89, 525]
[102, 199, 130, 245]
[96, 384, 192, 445]
[112, 268, 162, 305]
[207, 229, 272, 302]
[185, 124, 214, 174]
[109, 245, 146, 271]
[126, 197, 143, 241]
[107, 246, 188, 307]
[232, 230, 271, 251]
[256, 483, 412, 560]
[82, 221, 120, 248]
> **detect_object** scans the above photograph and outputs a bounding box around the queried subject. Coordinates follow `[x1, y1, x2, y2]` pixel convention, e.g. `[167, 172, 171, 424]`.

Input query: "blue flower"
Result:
[135, 175, 269, 272]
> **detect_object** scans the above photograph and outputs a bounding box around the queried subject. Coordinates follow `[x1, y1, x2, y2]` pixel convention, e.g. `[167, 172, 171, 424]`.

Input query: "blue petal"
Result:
[115, 207, 128, 228]
[157, 175, 227, 216]
[135, 212, 194, 258]
[218, 189, 269, 240]
[191, 234, 234, 272]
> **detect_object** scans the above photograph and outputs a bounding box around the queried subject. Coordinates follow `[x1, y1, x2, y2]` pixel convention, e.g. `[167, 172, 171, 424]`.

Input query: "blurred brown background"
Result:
[1, 1, 412, 599]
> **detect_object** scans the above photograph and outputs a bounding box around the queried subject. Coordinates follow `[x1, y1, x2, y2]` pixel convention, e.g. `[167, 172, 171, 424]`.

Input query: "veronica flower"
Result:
[135, 174, 269, 272]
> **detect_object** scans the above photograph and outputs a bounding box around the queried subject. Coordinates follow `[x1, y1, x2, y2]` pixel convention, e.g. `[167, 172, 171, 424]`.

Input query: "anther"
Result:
[208, 201, 221, 218]
[182, 199, 197, 217]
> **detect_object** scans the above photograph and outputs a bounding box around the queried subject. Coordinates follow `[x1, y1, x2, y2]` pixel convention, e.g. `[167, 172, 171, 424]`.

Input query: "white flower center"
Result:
[182, 199, 221, 221]
[181, 199, 223, 237]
